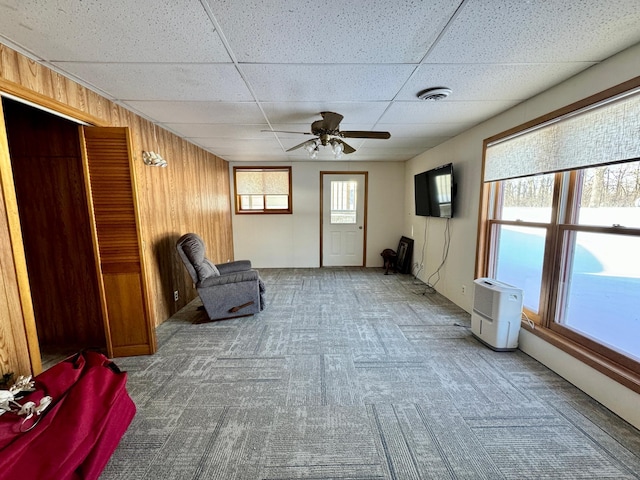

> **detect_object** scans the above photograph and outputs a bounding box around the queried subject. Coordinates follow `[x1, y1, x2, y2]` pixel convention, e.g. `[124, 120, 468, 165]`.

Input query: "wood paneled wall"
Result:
[0, 44, 234, 375]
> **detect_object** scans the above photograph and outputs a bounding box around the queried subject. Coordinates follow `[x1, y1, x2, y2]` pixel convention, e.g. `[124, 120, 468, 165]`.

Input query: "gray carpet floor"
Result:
[101, 268, 640, 479]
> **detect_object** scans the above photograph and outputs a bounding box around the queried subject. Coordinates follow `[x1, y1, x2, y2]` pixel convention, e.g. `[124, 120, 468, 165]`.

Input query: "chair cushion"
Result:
[180, 234, 220, 281]
[198, 259, 220, 281]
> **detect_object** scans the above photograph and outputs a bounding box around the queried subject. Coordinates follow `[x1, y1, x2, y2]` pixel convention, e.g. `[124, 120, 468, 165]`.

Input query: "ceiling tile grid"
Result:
[52, 63, 253, 102]
[0, 0, 230, 62]
[206, 0, 462, 63]
[0, 0, 639, 162]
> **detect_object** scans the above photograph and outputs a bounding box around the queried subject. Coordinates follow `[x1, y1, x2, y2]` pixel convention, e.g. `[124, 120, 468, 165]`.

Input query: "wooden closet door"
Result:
[79, 127, 156, 357]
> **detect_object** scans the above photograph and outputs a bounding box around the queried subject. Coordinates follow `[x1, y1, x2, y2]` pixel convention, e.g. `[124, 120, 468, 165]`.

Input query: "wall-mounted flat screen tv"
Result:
[414, 163, 455, 218]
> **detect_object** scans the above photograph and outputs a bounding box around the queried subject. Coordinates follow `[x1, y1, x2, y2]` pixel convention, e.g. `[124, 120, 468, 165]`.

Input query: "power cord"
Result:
[412, 217, 429, 282]
[424, 218, 451, 295]
[522, 311, 535, 329]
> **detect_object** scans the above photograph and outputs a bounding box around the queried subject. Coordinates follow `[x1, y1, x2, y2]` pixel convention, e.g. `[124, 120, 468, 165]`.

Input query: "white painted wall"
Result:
[404, 42, 640, 429]
[230, 161, 405, 268]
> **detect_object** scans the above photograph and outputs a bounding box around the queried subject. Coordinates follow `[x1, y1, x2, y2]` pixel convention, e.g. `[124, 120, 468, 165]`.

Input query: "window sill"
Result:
[235, 210, 292, 215]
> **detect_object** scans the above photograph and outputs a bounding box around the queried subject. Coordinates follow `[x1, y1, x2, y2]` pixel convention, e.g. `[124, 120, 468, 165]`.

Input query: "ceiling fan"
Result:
[267, 112, 391, 159]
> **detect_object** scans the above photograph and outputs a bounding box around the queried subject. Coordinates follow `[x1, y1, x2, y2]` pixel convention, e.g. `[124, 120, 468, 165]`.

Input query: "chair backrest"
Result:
[176, 233, 220, 284]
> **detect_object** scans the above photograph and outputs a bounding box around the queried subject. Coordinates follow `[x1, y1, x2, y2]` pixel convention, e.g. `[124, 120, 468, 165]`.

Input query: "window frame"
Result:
[233, 166, 292, 215]
[477, 76, 640, 393]
[550, 176, 640, 370]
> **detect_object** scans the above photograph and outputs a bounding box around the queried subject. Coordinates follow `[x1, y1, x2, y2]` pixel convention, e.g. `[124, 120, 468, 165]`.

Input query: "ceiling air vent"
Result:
[417, 87, 452, 101]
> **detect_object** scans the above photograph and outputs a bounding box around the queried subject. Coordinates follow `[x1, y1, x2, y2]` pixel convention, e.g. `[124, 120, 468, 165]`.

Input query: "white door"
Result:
[321, 173, 366, 266]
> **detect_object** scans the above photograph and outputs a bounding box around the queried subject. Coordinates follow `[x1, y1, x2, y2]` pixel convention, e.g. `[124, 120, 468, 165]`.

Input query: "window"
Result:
[555, 161, 640, 362]
[478, 79, 640, 389]
[234, 166, 292, 214]
[330, 180, 358, 224]
[490, 174, 555, 315]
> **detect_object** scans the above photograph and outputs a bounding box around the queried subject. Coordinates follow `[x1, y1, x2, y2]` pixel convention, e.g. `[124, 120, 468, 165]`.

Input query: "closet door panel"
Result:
[80, 126, 156, 357]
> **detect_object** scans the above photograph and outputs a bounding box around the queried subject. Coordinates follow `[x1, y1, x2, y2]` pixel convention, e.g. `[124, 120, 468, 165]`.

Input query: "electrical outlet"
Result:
[461, 285, 467, 295]
[173, 290, 179, 302]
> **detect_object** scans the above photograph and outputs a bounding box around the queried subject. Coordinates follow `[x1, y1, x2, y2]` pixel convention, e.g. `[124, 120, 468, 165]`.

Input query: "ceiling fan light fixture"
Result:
[303, 139, 319, 154]
[417, 87, 452, 101]
[329, 138, 343, 159]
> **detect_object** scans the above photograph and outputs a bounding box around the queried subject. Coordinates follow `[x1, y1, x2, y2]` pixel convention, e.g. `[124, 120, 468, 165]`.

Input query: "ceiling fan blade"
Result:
[319, 111, 343, 131]
[311, 119, 324, 133]
[341, 131, 391, 139]
[338, 139, 356, 154]
[286, 139, 315, 152]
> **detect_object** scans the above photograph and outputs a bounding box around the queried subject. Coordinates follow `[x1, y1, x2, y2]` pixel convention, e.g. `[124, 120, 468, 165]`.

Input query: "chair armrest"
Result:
[215, 260, 252, 275]
[198, 269, 259, 288]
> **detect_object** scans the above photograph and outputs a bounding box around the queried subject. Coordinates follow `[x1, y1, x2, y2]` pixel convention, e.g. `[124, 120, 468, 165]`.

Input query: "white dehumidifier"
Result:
[471, 278, 523, 351]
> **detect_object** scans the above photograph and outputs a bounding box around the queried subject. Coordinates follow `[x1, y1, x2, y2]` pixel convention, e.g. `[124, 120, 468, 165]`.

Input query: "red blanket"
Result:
[0, 351, 135, 480]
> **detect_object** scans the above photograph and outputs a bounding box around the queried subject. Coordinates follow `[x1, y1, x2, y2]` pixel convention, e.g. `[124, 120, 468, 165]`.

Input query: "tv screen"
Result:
[414, 163, 455, 218]
[414, 171, 430, 216]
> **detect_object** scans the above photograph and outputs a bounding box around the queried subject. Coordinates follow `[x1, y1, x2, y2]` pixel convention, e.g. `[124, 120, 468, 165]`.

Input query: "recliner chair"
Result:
[176, 233, 265, 321]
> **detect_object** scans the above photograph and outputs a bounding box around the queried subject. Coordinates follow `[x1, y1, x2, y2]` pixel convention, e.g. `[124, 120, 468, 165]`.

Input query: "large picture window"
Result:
[478, 78, 640, 390]
[234, 166, 292, 214]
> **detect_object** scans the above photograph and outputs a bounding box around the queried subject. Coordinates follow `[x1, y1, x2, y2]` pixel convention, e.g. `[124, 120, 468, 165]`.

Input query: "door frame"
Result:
[319, 171, 368, 267]
[0, 84, 108, 374]
[0, 96, 42, 374]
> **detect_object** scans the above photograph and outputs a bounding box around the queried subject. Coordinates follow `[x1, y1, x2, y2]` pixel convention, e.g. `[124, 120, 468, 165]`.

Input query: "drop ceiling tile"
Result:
[347, 150, 417, 162]
[356, 145, 426, 156]
[225, 154, 289, 162]
[427, 0, 640, 64]
[397, 63, 597, 102]
[124, 101, 265, 124]
[209, 0, 461, 63]
[163, 124, 270, 139]
[51, 63, 251, 101]
[376, 123, 475, 138]
[190, 137, 284, 155]
[263, 123, 319, 133]
[362, 136, 450, 150]
[241, 64, 415, 102]
[380, 100, 519, 125]
[285, 151, 323, 160]
[260, 102, 391, 125]
[0, 0, 230, 62]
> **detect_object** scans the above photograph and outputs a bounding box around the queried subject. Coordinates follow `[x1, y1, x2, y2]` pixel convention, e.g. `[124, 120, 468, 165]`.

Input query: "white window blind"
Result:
[484, 87, 640, 182]
[236, 169, 289, 195]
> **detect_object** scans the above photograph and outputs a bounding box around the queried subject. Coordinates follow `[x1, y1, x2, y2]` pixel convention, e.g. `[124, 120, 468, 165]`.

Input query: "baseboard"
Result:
[519, 329, 640, 430]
